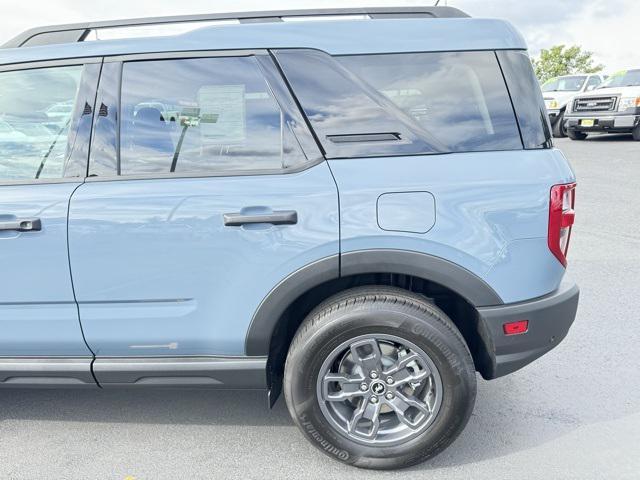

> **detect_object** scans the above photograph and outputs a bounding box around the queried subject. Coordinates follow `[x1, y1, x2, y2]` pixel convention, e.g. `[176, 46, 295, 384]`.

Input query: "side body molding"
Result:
[245, 249, 503, 356]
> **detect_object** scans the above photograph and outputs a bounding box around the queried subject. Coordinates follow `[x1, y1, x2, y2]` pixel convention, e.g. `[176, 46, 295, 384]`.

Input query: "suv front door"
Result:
[67, 53, 338, 383]
[0, 61, 99, 370]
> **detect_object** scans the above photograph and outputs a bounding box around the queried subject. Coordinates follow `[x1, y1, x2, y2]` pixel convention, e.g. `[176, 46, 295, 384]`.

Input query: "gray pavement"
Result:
[1, 134, 639, 480]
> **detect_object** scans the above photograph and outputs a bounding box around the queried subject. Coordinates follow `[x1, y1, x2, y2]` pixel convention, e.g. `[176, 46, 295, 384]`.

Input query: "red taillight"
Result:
[503, 320, 529, 335]
[548, 183, 576, 267]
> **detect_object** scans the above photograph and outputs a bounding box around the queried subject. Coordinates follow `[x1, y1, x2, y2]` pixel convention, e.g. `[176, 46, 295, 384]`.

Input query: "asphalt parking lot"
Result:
[0, 134, 639, 480]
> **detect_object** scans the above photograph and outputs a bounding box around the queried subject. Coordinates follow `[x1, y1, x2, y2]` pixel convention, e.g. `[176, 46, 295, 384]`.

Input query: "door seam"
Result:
[66, 181, 96, 362]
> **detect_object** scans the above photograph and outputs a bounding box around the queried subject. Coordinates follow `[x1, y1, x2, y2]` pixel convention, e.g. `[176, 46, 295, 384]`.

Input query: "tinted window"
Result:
[497, 50, 552, 149]
[119, 56, 305, 175]
[338, 51, 522, 153]
[0, 65, 82, 180]
[275, 49, 441, 159]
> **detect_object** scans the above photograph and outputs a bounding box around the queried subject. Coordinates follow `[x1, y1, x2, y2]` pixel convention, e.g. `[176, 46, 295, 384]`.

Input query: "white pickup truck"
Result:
[564, 69, 640, 141]
[542, 74, 605, 137]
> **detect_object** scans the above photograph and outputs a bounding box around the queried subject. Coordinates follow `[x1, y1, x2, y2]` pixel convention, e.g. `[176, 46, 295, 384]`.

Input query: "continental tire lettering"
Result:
[299, 414, 349, 461]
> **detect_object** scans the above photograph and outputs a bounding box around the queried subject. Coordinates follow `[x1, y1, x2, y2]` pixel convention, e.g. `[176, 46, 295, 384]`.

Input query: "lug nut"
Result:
[385, 392, 395, 400]
[370, 396, 379, 404]
[360, 383, 368, 391]
[370, 371, 379, 379]
[386, 377, 394, 385]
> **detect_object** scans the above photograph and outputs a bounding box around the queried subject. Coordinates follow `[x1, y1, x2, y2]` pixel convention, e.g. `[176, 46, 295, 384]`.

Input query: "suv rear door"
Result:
[67, 52, 338, 374]
[0, 60, 99, 360]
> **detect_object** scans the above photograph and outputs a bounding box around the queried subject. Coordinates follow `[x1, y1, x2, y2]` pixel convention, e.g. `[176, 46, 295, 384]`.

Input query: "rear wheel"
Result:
[632, 124, 640, 141]
[283, 286, 476, 470]
[568, 129, 588, 140]
[552, 111, 567, 138]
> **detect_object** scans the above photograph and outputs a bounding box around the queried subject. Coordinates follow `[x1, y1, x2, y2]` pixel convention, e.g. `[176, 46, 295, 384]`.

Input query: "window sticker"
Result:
[197, 85, 246, 142]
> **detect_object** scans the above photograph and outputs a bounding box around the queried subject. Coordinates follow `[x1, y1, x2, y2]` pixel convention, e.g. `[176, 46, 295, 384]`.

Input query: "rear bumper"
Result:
[476, 277, 579, 379]
[565, 114, 640, 133]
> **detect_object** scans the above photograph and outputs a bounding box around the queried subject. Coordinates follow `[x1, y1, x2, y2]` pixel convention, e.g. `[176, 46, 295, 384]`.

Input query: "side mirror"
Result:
[586, 85, 596, 91]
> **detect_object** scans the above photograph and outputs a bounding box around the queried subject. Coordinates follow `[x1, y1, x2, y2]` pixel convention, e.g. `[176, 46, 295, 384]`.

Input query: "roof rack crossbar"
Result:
[2, 7, 469, 49]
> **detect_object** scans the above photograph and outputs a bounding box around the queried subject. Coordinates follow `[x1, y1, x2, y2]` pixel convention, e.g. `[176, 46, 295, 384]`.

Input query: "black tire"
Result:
[552, 111, 567, 138]
[632, 125, 640, 141]
[568, 129, 588, 140]
[283, 286, 476, 470]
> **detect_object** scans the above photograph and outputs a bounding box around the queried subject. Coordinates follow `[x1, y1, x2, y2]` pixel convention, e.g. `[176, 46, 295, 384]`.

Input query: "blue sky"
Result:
[1, 0, 638, 72]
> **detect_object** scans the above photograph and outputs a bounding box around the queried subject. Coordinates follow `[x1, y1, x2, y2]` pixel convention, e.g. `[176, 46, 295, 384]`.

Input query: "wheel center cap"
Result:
[370, 380, 386, 395]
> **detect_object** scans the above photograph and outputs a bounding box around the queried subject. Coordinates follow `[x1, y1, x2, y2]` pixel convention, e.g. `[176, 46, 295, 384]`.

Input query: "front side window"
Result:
[119, 56, 305, 175]
[0, 65, 82, 180]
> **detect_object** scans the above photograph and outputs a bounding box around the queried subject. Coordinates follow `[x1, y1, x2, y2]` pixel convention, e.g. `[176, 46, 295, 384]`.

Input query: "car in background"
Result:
[542, 74, 605, 137]
[565, 69, 640, 141]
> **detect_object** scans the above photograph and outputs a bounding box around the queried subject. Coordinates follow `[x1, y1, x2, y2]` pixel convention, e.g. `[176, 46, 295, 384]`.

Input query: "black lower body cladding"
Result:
[476, 277, 579, 379]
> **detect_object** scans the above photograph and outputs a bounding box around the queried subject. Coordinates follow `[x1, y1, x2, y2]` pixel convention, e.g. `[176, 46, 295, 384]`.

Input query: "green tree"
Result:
[533, 45, 604, 83]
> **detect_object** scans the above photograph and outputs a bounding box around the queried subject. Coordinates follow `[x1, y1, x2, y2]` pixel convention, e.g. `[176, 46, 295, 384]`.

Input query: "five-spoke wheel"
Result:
[284, 286, 476, 469]
[318, 335, 442, 445]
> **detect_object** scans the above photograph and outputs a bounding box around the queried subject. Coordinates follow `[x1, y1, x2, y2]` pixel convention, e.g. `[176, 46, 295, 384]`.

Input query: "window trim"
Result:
[83, 160, 325, 183]
[0, 177, 84, 187]
[0, 57, 102, 73]
[0, 57, 102, 186]
[86, 49, 324, 181]
[103, 49, 267, 63]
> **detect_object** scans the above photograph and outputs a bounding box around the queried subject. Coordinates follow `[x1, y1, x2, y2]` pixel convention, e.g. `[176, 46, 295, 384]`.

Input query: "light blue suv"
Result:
[0, 7, 579, 469]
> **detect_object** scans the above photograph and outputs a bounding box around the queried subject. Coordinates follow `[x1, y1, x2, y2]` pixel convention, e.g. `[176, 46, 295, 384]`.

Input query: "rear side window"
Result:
[275, 49, 523, 158]
[0, 65, 82, 180]
[496, 50, 552, 149]
[119, 56, 306, 176]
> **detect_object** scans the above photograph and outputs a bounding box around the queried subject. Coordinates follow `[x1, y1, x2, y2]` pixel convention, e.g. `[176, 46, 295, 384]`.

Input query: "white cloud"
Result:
[0, 0, 638, 72]
[453, 0, 640, 72]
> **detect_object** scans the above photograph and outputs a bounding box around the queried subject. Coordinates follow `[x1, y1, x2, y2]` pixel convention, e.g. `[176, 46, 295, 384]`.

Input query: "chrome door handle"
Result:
[223, 210, 298, 226]
[0, 217, 42, 232]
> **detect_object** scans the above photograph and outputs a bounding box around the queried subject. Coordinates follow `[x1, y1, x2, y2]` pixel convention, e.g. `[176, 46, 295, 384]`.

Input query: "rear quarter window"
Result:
[338, 51, 523, 153]
[275, 49, 525, 158]
[496, 50, 552, 149]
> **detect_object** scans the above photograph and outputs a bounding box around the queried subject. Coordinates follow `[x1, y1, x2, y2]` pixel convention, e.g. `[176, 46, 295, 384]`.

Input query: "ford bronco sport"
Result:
[0, 7, 579, 470]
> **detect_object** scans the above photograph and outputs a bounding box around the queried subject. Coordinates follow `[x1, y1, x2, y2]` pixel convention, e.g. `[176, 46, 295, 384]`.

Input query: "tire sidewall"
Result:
[552, 111, 567, 138]
[285, 303, 476, 469]
[568, 129, 587, 140]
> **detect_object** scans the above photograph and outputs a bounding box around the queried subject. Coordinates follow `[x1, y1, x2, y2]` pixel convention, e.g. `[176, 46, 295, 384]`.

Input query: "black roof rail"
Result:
[2, 6, 469, 49]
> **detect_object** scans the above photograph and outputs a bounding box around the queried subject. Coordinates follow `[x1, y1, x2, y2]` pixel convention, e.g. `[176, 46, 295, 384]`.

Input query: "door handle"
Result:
[223, 210, 298, 226]
[0, 217, 42, 232]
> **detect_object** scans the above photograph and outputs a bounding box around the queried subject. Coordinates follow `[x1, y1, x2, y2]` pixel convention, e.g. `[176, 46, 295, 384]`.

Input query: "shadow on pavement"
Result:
[0, 375, 585, 469]
[581, 133, 634, 142]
